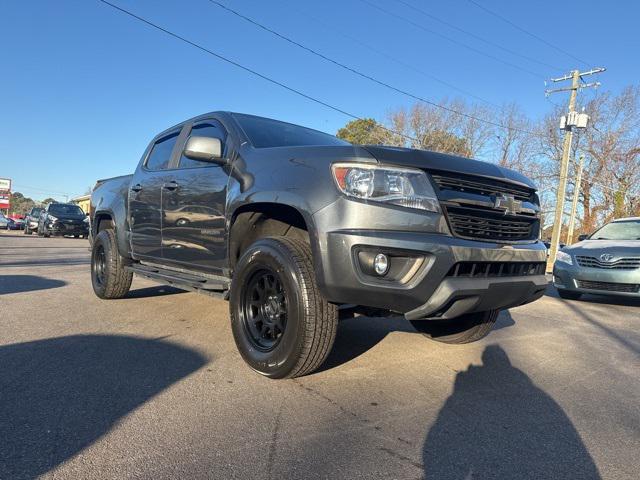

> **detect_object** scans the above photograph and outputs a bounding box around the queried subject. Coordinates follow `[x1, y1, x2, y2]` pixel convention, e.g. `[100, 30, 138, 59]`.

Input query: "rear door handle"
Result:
[163, 181, 179, 191]
[131, 184, 143, 192]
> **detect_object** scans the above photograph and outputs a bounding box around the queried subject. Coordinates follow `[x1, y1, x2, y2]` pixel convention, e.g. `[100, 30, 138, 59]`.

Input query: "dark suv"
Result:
[23, 207, 43, 235]
[38, 203, 89, 238]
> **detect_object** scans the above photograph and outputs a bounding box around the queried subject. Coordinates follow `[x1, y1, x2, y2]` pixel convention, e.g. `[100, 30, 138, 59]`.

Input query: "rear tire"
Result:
[230, 237, 338, 379]
[410, 310, 499, 344]
[91, 229, 133, 299]
[557, 289, 582, 300]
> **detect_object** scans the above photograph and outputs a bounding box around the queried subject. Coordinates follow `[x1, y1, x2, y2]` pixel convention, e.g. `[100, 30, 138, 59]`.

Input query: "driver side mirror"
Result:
[183, 136, 225, 165]
[577, 234, 589, 241]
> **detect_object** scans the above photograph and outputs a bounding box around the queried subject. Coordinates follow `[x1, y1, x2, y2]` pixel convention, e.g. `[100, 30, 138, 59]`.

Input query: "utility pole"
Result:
[566, 154, 584, 245]
[545, 67, 605, 272]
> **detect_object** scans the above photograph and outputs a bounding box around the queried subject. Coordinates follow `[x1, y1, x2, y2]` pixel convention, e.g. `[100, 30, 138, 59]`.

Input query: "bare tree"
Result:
[381, 99, 493, 157]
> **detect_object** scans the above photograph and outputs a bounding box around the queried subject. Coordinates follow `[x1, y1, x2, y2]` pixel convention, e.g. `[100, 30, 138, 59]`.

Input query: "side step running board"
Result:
[127, 263, 230, 299]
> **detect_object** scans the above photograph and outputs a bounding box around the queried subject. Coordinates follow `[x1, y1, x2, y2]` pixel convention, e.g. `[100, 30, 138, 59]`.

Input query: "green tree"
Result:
[42, 197, 57, 205]
[336, 118, 387, 145]
[8, 192, 36, 216]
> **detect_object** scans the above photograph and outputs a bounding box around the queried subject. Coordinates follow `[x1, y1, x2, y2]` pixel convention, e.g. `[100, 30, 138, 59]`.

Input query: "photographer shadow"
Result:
[422, 345, 600, 479]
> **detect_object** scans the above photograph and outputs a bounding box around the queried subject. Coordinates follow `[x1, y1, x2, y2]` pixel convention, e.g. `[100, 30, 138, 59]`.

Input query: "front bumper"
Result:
[316, 228, 547, 317]
[553, 261, 640, 297]
[48, 223, 89, 236]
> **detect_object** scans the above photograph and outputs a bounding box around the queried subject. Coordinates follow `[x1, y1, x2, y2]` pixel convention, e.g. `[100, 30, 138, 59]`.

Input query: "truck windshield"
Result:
[31, 208, 43, 218]
[233, 113, 350, 148]
[590, 220, 640, 240]
[49, 204, 84, 216]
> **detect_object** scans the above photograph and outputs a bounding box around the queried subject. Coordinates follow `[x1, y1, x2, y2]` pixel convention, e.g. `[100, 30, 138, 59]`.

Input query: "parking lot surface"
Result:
[1, 231, 639, 479]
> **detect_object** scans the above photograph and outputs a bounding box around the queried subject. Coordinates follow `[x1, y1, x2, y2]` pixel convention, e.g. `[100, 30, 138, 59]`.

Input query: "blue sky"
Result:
[1, 0, 637, 201]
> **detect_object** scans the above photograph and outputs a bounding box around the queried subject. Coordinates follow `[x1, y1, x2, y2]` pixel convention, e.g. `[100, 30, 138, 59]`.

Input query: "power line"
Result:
[278, 0, 500, 108]
[392, 0, 562, 71]
[96, 0, 420, 144]
[208, 0, 538, 136]
[466, 0, 592, 68]
[357, 0, 543, 78]
[12, 184, 70, 196]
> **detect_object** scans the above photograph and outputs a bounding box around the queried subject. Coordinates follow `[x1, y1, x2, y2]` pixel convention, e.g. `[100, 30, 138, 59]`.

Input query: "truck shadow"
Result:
[319, 311, 516, 372]
[0, 275, 66, 295]
[318, 316, 413, 372]
[0, 335, 207, 479]
[422, 344, 601, 479]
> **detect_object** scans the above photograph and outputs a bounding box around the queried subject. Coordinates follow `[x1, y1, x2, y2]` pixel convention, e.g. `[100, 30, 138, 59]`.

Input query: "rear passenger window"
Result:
[146, 131, 179, 170]
[179, 121, 227, 169]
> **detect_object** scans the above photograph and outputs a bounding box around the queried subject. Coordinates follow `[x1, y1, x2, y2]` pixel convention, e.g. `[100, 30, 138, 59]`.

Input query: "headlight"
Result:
[555, 251, 573, 265]
[48, 215, 58, 222]
[331, 163, 440, 213]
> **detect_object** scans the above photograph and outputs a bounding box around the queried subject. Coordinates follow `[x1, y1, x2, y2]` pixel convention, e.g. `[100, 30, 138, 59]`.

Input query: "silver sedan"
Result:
[553, 217, 640, 300]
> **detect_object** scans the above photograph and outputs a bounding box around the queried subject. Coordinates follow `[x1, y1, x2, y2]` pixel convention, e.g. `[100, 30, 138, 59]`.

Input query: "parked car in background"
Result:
[7, 215, 24, 230]
[0, 212, 12, 229]
[23, 207, 43, 234]
[553, 217, 640, 299]
[90, 111, 547, 379]
[38, 203, 89, 238]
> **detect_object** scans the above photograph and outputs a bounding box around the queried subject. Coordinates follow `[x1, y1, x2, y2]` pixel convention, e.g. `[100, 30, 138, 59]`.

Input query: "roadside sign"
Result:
[0, 193, 9, 209]
[0, 178, 11, 191]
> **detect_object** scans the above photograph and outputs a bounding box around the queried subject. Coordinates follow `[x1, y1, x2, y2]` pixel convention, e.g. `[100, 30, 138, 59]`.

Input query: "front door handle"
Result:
[131, 184, 143, 192]
[163, 181, 179, 191]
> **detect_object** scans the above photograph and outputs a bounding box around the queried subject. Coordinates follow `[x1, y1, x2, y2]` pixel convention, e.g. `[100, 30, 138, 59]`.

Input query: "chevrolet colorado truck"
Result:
[90, 111, 547, 378]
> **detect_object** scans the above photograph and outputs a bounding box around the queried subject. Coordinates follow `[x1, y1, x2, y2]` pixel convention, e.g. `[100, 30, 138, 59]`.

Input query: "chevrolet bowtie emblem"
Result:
[494, 194, 523, 215]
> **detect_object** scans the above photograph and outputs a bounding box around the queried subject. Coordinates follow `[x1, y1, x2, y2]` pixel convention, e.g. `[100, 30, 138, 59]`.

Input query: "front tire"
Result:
[91, 229, 133, 299]
[557, 289, 582, 300]
[410, 310, 499, 344]
[230, 237, 338, 379]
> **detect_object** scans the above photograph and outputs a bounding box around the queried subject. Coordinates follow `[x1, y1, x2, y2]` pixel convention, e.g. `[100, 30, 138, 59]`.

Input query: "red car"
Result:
[7, 214, 25, 230]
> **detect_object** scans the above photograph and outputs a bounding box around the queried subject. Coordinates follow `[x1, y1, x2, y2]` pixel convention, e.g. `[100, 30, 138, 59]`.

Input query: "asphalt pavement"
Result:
[1, 230, 639, 479]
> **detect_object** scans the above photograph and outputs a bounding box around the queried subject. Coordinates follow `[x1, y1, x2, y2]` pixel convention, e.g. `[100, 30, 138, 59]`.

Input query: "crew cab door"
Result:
[129, 128, 183, 259]
[161, 119, 228, 273]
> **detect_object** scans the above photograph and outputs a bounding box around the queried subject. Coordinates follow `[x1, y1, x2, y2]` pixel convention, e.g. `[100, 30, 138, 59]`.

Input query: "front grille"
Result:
[575, 256, 640, 270]
[446, 205, 537, 241]
[430, 171, 534, 202]
[447, 261, 546, 278]
[576, 280, 640, 293]
[430, 170, 540, 243]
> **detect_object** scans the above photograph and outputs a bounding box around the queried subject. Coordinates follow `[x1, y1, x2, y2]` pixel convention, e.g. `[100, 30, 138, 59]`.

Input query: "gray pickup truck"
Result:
[90, 111, 547, 378]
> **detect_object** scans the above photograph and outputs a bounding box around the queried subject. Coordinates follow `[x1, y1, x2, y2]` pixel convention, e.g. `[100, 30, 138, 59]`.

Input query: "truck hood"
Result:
[362, 146, 536, 189]
[564, 239, 640, 257]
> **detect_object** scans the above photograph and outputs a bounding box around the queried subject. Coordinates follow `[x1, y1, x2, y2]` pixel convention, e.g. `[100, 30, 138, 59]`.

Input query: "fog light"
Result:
[373, 253, 389, 276]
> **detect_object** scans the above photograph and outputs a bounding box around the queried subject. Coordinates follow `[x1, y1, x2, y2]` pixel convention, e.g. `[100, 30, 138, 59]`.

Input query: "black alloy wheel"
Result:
[241, 268, 288, 352]
[92, 244, 107, 288]
[230, 237, 338, 378]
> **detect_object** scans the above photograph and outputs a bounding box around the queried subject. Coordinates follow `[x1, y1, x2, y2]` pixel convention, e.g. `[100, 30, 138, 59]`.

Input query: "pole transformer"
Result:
[545, 67, 605, 272]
